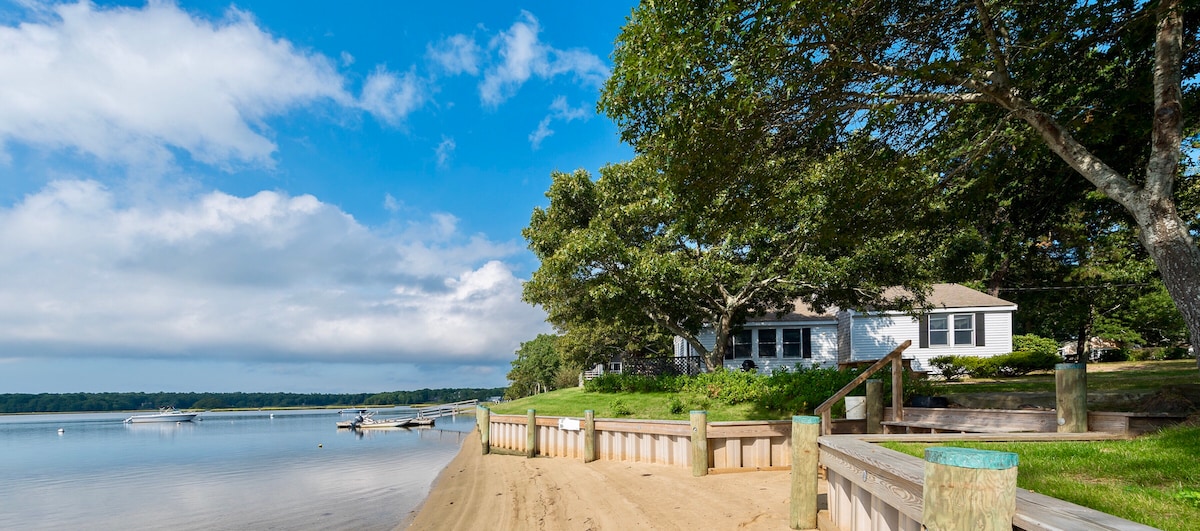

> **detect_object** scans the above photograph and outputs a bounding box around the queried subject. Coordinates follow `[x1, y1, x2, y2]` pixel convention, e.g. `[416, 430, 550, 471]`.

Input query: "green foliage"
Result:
[601, 0, 1200, 364]
[667, 396, 686, 415]
[682, 369, 767, 405]
[1012, 334, 1060, 358]
[506, 334, 564, 399]
[609, 398, 632, 417]
[583, 373, 685, 393]
[755, 366, 860, 414]
[1175, 488, 1200, 509]
[0, 388, 507, 414]
[929, 355, 971, 381]
[990, 351, 1062, 377]
[1097, 348, 1131, 363]
[929, 351, 1060, 379]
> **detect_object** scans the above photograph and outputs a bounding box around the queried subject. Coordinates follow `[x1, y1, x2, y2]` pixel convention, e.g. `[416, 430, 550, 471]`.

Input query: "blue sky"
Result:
[0, 0, 638, 393]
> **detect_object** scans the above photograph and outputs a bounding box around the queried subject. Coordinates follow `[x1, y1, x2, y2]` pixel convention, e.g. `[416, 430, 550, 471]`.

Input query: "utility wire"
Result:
[997, 282, 1152, 292]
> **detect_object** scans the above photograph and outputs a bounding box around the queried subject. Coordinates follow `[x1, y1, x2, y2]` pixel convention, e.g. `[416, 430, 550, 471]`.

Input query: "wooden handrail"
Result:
[814, 340, 911, 435]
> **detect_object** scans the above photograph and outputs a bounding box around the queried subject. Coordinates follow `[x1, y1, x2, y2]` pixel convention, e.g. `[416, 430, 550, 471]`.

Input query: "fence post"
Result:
[865, 379, 883, 434]
[583, 410, 596, 463]
[526, 409, 537, 458]
[789, 415, 820, 530]
[478, 405, 491, 455]
[922, 447, 1018, 531]
[1055, 363, 1087, 433]
[690, 410, 708, 477]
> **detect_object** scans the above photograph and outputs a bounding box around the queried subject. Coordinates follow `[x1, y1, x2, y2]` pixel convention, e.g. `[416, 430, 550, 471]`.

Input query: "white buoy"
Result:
[57, 428, 65, 434]
[270, 414, 274, 419]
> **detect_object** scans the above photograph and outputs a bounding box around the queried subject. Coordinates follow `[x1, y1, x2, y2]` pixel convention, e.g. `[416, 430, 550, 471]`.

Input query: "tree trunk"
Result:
[1135, 207, 1200, 369]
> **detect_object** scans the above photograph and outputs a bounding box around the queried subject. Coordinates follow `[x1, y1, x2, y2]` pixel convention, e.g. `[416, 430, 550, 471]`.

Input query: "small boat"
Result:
[124, 407, 199, 423]
[409, 417, 435, 427]
[356, 417, 413, 429]
[339, 408, 371, 415]
[337, 413, 412, 429]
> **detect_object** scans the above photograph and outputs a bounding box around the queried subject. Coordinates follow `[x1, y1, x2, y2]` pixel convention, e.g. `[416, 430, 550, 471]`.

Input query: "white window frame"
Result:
[929, 313, 975, 347]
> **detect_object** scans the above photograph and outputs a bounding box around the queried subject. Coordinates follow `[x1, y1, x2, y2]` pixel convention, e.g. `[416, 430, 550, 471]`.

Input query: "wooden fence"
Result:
[485, 411, 792, 471]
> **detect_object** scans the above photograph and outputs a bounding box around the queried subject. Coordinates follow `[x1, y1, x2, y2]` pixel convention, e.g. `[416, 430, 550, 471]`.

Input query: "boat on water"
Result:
[336, 413, 412, 429]
[124, 407, 199, 424]
[338, 408, 371, 415]
[409, 417, 435, 427]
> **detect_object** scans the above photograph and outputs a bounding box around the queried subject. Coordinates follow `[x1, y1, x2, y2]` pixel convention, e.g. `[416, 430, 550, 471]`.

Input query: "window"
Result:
[757, 329, 777, 358]
[954, 314, 974, 345]
[782, 328, 812, 358]
[927, 314, 976, 347]
[929, 316, 949, 346]
[725, 330, 753, 359]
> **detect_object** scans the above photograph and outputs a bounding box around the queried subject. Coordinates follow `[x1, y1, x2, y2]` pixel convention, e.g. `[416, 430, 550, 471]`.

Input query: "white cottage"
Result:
[674, 283, 1017, 373]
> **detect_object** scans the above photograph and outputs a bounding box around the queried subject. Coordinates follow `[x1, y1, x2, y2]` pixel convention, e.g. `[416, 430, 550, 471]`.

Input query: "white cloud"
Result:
[359, 66, 427, 126]
[529, 96, 592, 149]
[435, 136, 456, 166]
[0, 181, 548, 364]
[0, 1, 426, 168]
[479, 11, 609, 106]
[426, 34, 480, 76]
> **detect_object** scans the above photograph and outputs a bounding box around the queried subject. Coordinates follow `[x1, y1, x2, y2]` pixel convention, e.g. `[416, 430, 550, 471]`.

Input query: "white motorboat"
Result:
[124, 407, 199, 423]
[337, 412, 412, 429]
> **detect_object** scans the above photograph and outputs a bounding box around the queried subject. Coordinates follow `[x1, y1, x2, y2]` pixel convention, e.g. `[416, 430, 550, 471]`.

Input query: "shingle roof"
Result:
[756, 283, 1014, 322]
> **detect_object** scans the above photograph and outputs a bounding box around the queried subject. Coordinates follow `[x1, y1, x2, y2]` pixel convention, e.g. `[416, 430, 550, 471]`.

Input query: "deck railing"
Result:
[814, 341, 910, 435]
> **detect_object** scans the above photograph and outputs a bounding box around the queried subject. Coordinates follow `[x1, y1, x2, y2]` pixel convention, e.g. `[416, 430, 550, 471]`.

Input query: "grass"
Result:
[487, 387, 779, 421]
[881, 424, 1200, 531]
[930, 359, 1198, 394]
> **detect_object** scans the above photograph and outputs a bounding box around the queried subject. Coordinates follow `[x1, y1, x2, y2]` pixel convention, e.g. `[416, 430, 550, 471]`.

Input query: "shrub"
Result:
[610, 399, 632, 417]
[989, 350, 1060, 377]
[682, 369, 766, 404]
[1164, 346, 1191, 360]
[757, 365, 860, 414]
[583, 373, 685, 393]
[667, 396, 686, 415]
[1096, 348, 1130, 363]
[1012, 334, 1059, 358]
[929, 355, 970, 381]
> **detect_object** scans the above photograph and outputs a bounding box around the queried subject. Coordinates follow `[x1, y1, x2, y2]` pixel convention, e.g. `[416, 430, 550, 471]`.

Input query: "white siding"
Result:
[850, 311, 1015, 372]
[691, 324, 838, 372]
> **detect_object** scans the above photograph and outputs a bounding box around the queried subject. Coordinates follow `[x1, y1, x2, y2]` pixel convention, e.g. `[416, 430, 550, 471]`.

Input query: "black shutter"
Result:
[918, 315, 929, 348]
[976, 312, 986, 346]
[802, 328, 812, 358]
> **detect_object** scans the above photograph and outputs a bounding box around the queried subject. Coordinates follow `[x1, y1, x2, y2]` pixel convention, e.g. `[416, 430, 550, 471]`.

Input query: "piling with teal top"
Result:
[922, 447, 1019, 530]
[789, 415, 820, 530]
[1056, 363, 1087, 433]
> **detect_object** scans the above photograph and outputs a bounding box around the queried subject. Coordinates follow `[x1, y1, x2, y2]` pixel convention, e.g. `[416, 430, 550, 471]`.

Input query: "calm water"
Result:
[0, 409, 474, 530]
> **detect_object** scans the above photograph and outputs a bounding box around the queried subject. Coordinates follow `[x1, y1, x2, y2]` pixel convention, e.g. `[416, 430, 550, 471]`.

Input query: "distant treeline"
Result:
[0, 388, 506, 414]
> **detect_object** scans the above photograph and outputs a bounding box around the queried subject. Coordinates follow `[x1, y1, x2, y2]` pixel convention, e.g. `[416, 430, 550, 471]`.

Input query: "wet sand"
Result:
[402, 434, 812, 530]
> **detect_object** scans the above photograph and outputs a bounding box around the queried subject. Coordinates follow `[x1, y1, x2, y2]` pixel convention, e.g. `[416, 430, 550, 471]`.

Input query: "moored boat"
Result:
[124, 407, 199, 423]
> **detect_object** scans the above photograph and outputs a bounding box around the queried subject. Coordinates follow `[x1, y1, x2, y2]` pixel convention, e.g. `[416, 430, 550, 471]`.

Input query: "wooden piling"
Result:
[789, 415, 820, 530]
[526, 409, 537, 458]
[690, 410, 708, 477]
[865, 379, 883, 434]
[1055, 363, 1087, 433]
[922, 447, 1018, 531]
[478, 406, 491, 455]
[583, 410, 596, 463]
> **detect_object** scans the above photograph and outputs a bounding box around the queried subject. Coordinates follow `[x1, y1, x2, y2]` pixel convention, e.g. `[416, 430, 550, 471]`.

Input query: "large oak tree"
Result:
[602, 0, 1200, 365]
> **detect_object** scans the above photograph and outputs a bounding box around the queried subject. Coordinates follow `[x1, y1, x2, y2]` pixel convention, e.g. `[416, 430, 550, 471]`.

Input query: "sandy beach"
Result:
[403, 434, 818, 530]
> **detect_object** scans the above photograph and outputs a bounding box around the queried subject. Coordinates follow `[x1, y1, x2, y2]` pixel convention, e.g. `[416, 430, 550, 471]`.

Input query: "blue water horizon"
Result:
[0, 408, 474, 530]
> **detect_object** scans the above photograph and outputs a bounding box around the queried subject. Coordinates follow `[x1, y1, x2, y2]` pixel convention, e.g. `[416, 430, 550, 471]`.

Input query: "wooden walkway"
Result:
[413, 399, 477, 419]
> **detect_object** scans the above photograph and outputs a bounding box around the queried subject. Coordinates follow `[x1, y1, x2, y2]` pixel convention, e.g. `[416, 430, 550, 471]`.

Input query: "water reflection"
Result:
[0, 409, 475, 530]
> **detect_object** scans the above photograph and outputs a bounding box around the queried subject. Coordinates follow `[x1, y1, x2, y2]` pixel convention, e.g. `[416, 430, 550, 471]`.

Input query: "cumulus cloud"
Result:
[0, 1, 426, 168]
[0, 181, 549, 364]
[529, 96, 592, 149]
[479, 11, 609, 106]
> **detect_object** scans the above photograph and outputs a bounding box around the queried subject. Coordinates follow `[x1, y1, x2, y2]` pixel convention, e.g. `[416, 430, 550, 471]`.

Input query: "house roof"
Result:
[754, 283, 1014, 323]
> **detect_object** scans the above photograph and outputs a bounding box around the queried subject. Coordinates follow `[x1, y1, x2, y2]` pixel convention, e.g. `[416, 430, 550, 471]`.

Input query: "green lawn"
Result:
[882, 425, 1200, 531]
[486, 387, 778, 421]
